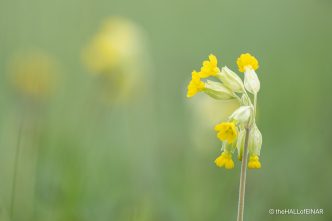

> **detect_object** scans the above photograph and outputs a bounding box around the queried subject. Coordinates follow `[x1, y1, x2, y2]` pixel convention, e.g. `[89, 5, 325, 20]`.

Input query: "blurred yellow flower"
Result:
[214, 121, 237, 144]
[199, 54, 220, 78]
[214, 151, 234, 169]
[82, 17, 149, 104]
[236, 53, 259, 73]
[83, 17, 146, 75]
[7, 51, 57, 100]
[248, 155, 261, 169]
[187, 71, 205, 97]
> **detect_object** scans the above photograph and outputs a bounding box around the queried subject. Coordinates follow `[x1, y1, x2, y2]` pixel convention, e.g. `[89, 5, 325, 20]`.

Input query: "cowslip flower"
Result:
[186, 73, 236, 100]
[214, 121, 237, 144]
[199, 54, 220, 78]
[188, 96, 240, 152]
[248, 125, 262, 168]
[237, 53, 260, 94]
[248, 155, 261, 169]
[237, 53, 259, 73]
[186, 52, 264, 221]
[237, 124, 262, 168]
[215, 151, 234, 169]
[187, 71, 205, 97]
[186, 53, 263, 169]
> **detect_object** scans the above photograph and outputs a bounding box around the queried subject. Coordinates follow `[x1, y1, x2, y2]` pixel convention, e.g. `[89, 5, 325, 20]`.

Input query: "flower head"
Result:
[186, 53, 264, 171]
[187, 71, 205, 97]
[214, 151, 234, 169]
[237, 53, 259, 73]
[214, 121, 237, 144]
[8, 51, 57, 100]
[248, 155, 261, 169]
[82, 17, 150, 105]
[236, 53, 260, 94]
[83, 17, 145, 75]
[199, 54, 220, 78]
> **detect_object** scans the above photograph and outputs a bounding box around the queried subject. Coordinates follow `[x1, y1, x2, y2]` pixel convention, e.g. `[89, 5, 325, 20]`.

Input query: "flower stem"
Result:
[10, 114, 24, 220]
[253, 94, 257, 119]
[236, 127, 250, 221]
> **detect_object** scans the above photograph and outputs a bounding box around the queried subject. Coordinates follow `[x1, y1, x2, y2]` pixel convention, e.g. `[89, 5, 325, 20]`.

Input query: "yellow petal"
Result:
[237, 53, 259, 73]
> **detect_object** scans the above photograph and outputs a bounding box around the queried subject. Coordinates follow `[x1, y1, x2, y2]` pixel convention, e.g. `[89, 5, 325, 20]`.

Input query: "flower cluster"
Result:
[186, 53, 263, 169]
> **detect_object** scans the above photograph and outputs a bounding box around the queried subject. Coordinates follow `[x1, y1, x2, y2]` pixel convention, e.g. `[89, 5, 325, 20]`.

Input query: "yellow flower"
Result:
[199, 54, 220, 78]
[237, 53, 259, 73]
[83, 17, 145, 75]
[214, 121, 237, 144]
[248, 155, 261, 169]
[8, 51, 57, 100]
[214, 151, 234, 169]
[187, 71, 205, 97]
[82, 17, 151, 105]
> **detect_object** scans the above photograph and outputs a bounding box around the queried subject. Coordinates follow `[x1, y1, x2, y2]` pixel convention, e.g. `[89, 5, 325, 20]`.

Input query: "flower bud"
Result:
[241, 94, 250, 105]
[222, 141, 237, 153]
[236, 129, 245, 160]
[203, 80, 235, 100]
[248, 124, 262, 156]
[216, 66, 244, 93]
[229, 106, 252, 124]
[244, 68, 260, 94]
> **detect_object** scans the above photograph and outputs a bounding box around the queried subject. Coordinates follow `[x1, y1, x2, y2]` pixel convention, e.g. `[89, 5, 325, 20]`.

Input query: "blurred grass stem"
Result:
[236, 127, 250, 221]
[10, 110, 25, 220]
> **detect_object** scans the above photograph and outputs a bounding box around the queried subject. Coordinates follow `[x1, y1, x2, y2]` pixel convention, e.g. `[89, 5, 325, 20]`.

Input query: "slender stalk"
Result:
[236, 127, 250, 221]
[10, 112, 25, 220]
[253, 94, 257, 119]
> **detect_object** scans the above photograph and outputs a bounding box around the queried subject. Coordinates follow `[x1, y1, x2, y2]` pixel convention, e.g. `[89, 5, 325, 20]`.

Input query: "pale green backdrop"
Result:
[0, 0, 331, 220]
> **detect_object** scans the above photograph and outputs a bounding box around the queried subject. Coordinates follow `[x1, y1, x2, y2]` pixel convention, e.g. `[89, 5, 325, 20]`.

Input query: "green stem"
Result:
[253, 94, 257, 119]
[10, 114, 24, 220]
[236, 127, 250, 221]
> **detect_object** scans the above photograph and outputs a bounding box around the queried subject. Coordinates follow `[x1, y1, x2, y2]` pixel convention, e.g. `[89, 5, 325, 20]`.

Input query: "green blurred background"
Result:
[0, 0, 332, 220]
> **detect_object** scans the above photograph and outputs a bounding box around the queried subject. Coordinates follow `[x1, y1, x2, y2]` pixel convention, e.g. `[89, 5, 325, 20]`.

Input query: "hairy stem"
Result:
[236, 127, 250, 221]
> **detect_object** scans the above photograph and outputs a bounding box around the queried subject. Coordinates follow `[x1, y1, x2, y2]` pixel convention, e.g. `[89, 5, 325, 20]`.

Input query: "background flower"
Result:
[83, 17, 151, 104]
[7, 51, 58, 101]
